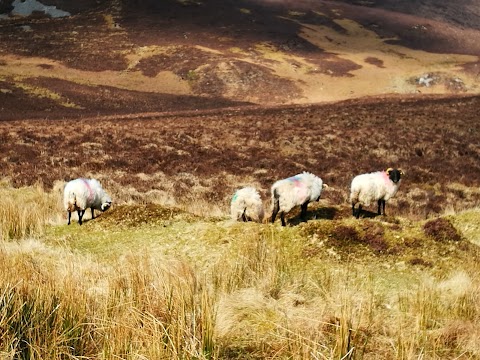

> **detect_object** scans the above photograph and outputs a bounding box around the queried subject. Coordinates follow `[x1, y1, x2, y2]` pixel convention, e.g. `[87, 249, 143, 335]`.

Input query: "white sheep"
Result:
[271, 172, 326, 226]
[63, 178, 112, 225]
[230, 187, 264, 223]
[350, 168, 404, 219]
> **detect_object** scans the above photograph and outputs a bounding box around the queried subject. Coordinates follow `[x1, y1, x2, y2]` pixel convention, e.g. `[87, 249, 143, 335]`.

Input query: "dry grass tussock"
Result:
[0, 184, 480, 359]
[0, 179, 62, 241]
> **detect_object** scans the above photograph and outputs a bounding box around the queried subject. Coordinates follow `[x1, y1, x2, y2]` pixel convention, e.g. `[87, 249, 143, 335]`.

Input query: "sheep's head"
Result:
[66, 202, 77, 212]
[101, 201, 111, 211]
[314, 177, 325, 201]
[386, 168, 403, 184]
[101, 196, 112, 211]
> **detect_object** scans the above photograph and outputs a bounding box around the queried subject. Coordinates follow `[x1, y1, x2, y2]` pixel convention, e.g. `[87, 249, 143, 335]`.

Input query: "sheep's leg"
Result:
[271, 208, 278, 223]
[356, 205, 362, 219]
[377, 199, 386, 215]
[241, 209, 248, 222]
[280, 212, 286, 227]
[351, 203, 356, 217]
[300, 201, 309, 222]
[91, 207, 95, 220]
[78, 210, 84, 225]
[271, 197, 280, 223]
[67, 211, 71, 225]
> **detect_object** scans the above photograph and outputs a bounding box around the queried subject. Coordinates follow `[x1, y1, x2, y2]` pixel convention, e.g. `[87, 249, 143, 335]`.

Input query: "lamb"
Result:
[63, 178, 112, 225]
[230, 187, 264, 223]
[271, 172, 326, 226]
[350, 168, 404, 219]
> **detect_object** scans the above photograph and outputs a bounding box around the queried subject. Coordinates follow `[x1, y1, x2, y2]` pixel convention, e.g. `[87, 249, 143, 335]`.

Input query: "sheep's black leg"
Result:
[91, 207, 95, 220]
[241, 209, 248, 222]
[78, 210, 84, 225]
[356, 205, 362, 219]
[377, 199, 386, 215]
[271, 192, 280, 223]
[67, 211, 71, 225]
[271, 206, 278, 223]
[352, 203, 356, 217]
[300, 201, 309, 222]
[280, 212, 286, 227]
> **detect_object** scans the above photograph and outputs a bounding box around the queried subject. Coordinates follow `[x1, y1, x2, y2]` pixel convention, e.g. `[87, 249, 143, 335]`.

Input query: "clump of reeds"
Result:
[0, 182, 60, 241]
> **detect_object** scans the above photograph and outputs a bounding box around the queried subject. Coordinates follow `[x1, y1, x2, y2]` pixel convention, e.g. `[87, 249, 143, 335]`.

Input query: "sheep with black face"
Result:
[64, 178, 112, 225]
[350, 168, 404, 219]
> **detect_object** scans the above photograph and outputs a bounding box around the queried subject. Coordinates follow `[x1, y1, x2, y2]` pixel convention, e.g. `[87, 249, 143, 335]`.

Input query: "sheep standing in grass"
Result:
[230, 187, 264, 223]
[64, 178, 112, 225]
[271, 172, 326, 226]
[350, 168, 404, 219]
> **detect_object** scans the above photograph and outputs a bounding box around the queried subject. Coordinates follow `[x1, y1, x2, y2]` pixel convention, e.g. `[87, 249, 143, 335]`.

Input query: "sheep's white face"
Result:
[101, 201, 112, 211]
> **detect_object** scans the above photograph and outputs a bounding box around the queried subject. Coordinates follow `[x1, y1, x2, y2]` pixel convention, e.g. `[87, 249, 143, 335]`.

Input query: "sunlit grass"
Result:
[1, 183, 479, 359]
[0, 181, 61, 241]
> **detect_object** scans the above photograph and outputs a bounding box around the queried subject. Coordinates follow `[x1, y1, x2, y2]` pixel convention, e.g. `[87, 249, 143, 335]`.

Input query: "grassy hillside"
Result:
[0, 1, 479, 358]
[1, 182, 479, 359]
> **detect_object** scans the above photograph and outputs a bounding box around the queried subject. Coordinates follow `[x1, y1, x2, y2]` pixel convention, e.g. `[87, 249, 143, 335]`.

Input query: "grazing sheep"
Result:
[230, 187, 264, 223]
[64, 178, 112, 225]
[350, 168, 404, 219]
[271, 172, 326, 226]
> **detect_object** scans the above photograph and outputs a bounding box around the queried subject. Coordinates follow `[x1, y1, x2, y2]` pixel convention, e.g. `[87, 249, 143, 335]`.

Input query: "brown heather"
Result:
[0, 94, 479, 359]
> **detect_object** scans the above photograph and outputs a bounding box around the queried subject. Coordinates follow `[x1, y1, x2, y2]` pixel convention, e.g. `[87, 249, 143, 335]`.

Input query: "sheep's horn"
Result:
[399, 168, 405, 175]
[323, 183, 329, 189]
[386, 167, 394, 174]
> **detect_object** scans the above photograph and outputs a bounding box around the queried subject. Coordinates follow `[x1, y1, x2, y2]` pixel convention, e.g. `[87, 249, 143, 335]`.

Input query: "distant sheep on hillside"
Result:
[63, 178, 112, 225]
[271, 172, 327, 226]
[350, 168, 404, 219]
[230, 187, 264, 223]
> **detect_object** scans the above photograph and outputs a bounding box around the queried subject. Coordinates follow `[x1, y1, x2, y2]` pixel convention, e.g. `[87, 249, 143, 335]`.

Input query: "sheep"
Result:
[350, 168, 404, 219]
[230, 187, 264, 223]
[271, 172, 326, 226]
[64, 178, 112, 225]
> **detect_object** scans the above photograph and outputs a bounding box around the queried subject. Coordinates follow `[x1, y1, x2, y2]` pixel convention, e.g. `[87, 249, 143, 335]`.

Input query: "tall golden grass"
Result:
[0, 183, 479, 359]
[0, 181, 61, 241]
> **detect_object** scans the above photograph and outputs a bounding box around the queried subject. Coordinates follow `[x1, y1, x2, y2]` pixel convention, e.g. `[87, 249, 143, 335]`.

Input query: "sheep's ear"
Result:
[386, 167, 394, 174]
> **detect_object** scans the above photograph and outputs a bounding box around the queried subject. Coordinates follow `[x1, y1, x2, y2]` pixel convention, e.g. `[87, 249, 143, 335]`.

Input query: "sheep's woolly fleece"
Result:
[230, 186, 264, 222]
[271, 172, 324, 213]
[350, 170, 401, 207]
[63, 178, 111, 212]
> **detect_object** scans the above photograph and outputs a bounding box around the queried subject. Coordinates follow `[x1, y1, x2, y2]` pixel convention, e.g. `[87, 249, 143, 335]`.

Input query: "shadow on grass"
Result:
[286, 206, 338, 226]
[356, 209, 379, 219]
